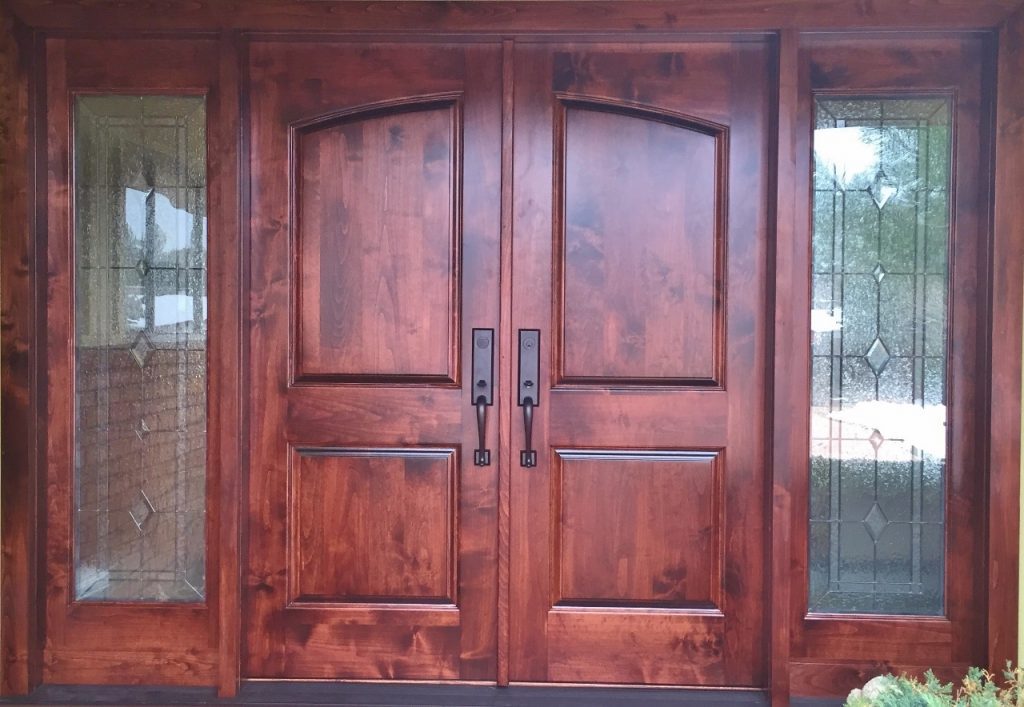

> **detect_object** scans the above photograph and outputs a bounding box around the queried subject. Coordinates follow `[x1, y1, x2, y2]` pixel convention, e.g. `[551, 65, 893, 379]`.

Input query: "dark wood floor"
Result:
[1, 683, 845, 706]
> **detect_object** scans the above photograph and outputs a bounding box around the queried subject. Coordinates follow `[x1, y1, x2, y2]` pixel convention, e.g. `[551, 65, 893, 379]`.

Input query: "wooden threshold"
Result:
[3, 682, 852, 706]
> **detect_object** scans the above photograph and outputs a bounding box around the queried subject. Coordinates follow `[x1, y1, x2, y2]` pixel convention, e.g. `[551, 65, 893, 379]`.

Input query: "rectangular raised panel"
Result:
[558, 101, 724, 386]
[548, 610, 726, 685]
[554, 450, 721, 608]
[289, 448, 456, 603]
[295, 101, 460, 383]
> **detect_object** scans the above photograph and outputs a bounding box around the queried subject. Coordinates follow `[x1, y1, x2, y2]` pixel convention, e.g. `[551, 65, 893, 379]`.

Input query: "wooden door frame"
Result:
[1, 1, 1022, 703]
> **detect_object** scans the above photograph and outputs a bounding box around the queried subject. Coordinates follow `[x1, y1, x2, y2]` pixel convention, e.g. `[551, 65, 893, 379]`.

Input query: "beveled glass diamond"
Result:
[134, 418, 150, 441]
[135, 258, 150, 278]
[129, 331, 153, 369]
[870, 169, 898, 209]
[865, 338, 891, 376]
[872, 263, 887, 284]
[869, 429, 885, 451]
[128, 489, 155, 532]
[863, 502, 889, 542]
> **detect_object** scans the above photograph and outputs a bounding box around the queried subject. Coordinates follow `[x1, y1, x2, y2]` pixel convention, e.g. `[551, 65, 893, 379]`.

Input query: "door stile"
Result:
[769, 27, 800, 707]
[496, 37, 516, 689]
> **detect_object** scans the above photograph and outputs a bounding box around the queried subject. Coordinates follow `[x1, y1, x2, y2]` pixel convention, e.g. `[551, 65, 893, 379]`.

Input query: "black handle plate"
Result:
[518, 330, 540, 407]
[472, 329, 494, 466]
[518, 330, 539, 467]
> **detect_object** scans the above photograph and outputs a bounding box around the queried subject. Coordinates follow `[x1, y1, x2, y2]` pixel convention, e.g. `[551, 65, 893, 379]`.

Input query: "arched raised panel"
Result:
[294, 100, 461, 383]
[556, 101, 726, 386]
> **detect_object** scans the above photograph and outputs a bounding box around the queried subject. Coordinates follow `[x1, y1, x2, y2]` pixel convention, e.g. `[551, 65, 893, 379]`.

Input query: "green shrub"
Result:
[845, 665, 1024, 707]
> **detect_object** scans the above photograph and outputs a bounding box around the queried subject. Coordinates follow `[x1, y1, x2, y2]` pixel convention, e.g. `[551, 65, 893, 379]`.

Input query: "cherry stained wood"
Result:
[244, 41, 502, 681]
[555, 451, 720, 606]
[295, 103, 459, 382]
[213, 30, 243, 699]
[789, 660, 970, 698]
[290, 449, 455, 602]
[6, 0, 1024, 33]
[509, 40, 771, 687]
[42, 37, 225, 686]
[786, 35, 993, 686]
[770, 28, 800, 707]
[559, 104, 722, 384]
[989, 4, 1024, 672]
[496, 38, 515, 689]
[0, 12, 1020, 704]
[0, 5, 42, 696]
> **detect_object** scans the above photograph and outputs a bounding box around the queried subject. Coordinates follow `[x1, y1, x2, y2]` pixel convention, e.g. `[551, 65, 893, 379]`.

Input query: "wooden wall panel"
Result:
[991, 4, 1024, 671]
[0, 5, 41, 696]
[558, 103, 723, 385]
[289, 448, 456, 603]
[295, 102, 460, 383]
[547, 610, 726, 685]
[555, 451, 720, 607]
[7, 0, 1023, 33]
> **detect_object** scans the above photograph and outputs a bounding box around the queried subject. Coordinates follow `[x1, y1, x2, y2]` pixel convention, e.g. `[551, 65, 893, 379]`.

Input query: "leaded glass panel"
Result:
[74, 95, 207, 602]
[809, 96, 950, 616]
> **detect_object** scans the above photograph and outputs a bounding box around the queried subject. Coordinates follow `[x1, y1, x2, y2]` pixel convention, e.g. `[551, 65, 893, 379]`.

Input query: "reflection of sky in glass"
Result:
[124, 187, 208, 328]
[811, 123, 946, 462]
[814, 126, 879, 187]
[124, 187, 208, 252]
[153, 294, 207, 327]
[811, 402, 946, 461]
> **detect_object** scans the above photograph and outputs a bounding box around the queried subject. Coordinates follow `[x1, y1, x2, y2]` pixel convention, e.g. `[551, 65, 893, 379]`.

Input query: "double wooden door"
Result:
[246, 38, 770, 687]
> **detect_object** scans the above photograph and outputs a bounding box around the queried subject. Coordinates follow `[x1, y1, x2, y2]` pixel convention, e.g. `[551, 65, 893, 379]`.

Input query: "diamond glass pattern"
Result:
[809, 97, 949, 616]
[865, 338, 892, 377]
[74, 96, 207, 603]
[129, 330, 154, 369]
[863, 502, 889, 543]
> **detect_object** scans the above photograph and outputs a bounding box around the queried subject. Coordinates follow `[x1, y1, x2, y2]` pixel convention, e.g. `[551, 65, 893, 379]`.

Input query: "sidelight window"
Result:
[808, 96, 951, 616]
[73, 95, 207, 602]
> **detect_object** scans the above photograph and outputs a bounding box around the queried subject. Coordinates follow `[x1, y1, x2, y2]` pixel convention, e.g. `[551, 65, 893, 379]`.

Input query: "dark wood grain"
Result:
[295, 101, 459, 383]
[213, 29, 243, 700]
[289, 449, 455, 602]
[6, 0, 1023, 33]
[558, 100, 723, 385]
[770, 28, 800, 707]
[803, 617, 953, 663]
[0, 5, 41, 697]
[787, 35, 995, 690]
[989, 4, 1024, 672]
[244, 41, 502, 681]
[496, 38, 515, 689]
[554, 451, 720, 607]
[547, 610, 728, 685]
[509, 40, 771, 687]
[789, 660, 969, 698]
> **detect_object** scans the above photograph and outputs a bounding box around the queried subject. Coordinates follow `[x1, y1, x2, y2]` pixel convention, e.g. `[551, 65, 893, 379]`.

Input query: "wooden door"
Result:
[244, 41, 502, 680]
[509, 41, 772, 686]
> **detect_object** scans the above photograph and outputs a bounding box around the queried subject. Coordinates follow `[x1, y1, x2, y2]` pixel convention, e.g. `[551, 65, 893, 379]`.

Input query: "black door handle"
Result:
[521, 399, 535, 468]
[518, 330, 539, 468]
[472, 329, 494, 466]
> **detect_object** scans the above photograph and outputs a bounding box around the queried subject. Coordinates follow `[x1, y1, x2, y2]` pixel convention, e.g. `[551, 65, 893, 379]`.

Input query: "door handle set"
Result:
[518, 330, 540, 468]
[471, 329, 494, 466]
[470, 329, 540, 468]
